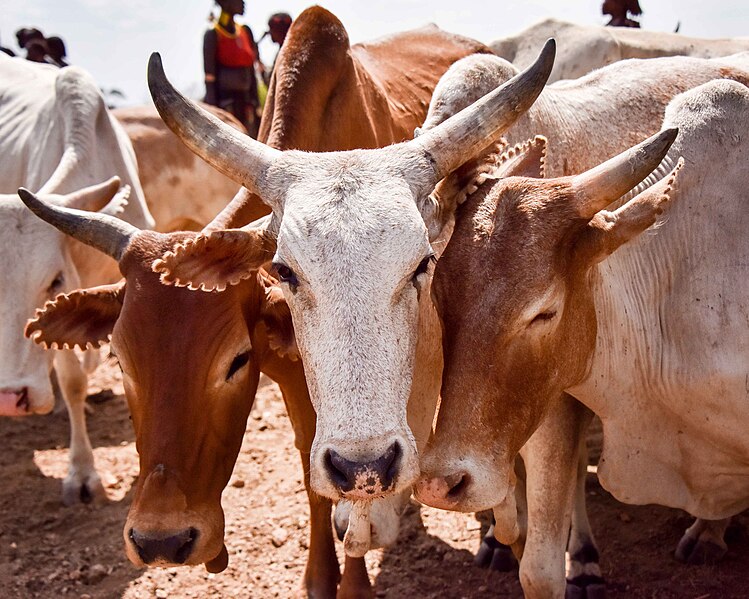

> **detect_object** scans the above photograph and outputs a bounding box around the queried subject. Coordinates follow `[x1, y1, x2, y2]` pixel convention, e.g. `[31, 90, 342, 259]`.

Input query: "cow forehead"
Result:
[277, 154, 430, 278]
[0, 199, 66, 271]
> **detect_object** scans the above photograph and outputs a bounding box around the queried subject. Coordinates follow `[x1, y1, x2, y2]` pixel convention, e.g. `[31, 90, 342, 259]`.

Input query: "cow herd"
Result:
[3, 6, 749, 599]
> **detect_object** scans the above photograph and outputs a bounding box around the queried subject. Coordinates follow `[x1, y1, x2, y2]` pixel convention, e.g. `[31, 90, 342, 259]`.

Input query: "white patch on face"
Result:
[267, 150, 433, 499]
[0, 199, 80, 412]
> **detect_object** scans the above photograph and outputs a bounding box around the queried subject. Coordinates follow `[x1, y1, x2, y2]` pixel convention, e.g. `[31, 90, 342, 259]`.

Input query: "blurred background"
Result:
[2, 0, 748, 106]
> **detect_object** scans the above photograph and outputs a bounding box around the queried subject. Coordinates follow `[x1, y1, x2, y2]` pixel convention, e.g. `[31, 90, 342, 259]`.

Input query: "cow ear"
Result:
[61, 177, 125, 213]
[575, 158, 684, 263]
[25, 282, 125, 350]
[152, 229, 277, 292]
[493, 135, 547, 179]
[260, 280, 299, 361]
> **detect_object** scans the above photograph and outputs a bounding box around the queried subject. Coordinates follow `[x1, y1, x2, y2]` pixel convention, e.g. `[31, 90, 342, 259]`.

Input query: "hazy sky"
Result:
[2, 1, 748, 105]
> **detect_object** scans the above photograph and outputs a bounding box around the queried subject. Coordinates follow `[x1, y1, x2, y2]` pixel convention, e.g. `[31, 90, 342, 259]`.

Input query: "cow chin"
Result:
[0, 376, 54, 417]
[123, 506, 225, 570]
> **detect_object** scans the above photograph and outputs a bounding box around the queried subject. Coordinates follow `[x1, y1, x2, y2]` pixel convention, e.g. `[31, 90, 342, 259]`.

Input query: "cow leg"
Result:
[675, 518, 730, 565]
[338, 555, 373, 599]
[565, 410, 605, 599]
[55, 349, 105, 505]
[474, 519, 518, 572]
[278, 382, 341, 598]
[517, 394, 587, 599]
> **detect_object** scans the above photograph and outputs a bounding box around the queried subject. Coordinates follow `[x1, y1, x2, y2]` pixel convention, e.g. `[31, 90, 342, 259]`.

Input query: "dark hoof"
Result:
[675, 537, 727, 565]
[474, 536, 518, 572]
[566, 576, 606, 599]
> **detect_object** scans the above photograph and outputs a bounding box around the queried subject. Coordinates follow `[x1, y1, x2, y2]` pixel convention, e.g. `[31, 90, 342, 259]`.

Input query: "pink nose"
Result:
[0, 388, 30, 416]
[414, 472, 469, 510]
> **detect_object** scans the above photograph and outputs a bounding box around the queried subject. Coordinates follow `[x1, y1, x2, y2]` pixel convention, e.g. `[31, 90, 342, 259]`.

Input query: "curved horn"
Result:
[18, 188, 138, 262]
[409, 38, 555, 187]
[148, 53, 281, 201]
[572, 127, 679, 218]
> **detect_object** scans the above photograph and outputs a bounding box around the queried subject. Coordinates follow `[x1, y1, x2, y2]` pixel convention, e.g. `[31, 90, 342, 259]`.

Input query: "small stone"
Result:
[80, 595, 92, 599]
[156, 590, 169, 598]
[84, 563, 108, 585]
[271, 527, 288, 547]
[231, 478, 245, 488]
[618, 512, 632, 523]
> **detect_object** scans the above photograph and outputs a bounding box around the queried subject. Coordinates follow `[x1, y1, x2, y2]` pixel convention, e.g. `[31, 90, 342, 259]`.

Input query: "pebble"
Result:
[618, 512, 632, 523]
[84, 563, 108, 585]
[271, 527, 288, 547]
[231, 478, 245, 488]
[156, 590, 169, 598]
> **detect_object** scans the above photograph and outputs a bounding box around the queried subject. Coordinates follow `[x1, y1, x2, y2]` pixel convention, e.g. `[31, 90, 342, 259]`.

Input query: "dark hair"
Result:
[268, 12, 292, 31]
[15, 27, 44, 49]
[46, 36, 67, 59]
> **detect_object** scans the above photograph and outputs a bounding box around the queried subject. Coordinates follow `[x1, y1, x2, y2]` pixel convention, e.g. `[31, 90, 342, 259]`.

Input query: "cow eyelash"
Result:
[226, 351, 251, 381]
[529, 310, 557, 326]
[47, 272, 64, 294]
[272, 262, 299, 290]
[413, 254, 436, 280]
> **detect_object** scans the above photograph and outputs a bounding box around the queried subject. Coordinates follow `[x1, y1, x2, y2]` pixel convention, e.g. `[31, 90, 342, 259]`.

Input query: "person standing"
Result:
[203, 0, 263, 137]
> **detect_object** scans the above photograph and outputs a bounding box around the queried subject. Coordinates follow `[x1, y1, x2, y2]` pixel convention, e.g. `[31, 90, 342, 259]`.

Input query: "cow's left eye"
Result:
[529, 311, 557, 326]
[47, 272, 64, 295]
[272, 263, 298, 289]
[413, 255, 435, 281]
[226, 351, 251, 381]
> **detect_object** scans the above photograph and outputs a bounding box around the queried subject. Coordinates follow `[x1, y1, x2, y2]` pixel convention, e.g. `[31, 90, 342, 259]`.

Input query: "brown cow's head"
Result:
[19, 189, 293, 571]
[414, 129, 682, 532]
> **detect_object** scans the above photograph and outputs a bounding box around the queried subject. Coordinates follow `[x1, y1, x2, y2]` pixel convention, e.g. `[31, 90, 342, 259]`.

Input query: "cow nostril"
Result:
[446, 472, 470, 499]
[129, 527, 198, 565]
[381, 442, 401, 489]
[324, 449, 353, 491]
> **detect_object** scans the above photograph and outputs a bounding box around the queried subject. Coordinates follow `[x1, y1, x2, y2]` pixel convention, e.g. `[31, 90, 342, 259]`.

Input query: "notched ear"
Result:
[576, 158, 684, 263]
[493, 135, 547, 179]
[152, 229, 277, 292]
[260, 278, 299, 361]
[25, 282, 125, 350]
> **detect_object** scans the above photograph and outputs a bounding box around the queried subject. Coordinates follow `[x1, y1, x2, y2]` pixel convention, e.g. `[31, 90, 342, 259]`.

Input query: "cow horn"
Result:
[571, 128, 679, 218]
[408, 38, 555, 188]
[148, 53, 281, 201]
[17, 188, 138, 262]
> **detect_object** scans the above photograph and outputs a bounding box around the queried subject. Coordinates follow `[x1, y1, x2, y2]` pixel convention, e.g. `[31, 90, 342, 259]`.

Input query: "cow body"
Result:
[413, 52, 749, 597]
[491, 18, 749, 82]
[113, 104, 245, 232]
[0, 55, 153, 504]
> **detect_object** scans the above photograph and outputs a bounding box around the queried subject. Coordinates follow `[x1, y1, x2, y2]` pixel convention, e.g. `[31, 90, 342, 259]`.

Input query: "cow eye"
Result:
[272, 263, 298, 289]
[413, 255, 435, 281]
[529, 311, 557, 326]
[226, 351, 251, 381]
[47, 272, 64, 295]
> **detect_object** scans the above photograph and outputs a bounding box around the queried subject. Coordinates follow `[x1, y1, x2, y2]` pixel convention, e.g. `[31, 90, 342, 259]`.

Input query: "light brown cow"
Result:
[113, 104, 245, 232]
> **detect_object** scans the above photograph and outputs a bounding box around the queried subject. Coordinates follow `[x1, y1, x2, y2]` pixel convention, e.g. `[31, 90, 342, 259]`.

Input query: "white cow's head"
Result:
[146, 42, 555, 501]
[0, 179, 125, 416]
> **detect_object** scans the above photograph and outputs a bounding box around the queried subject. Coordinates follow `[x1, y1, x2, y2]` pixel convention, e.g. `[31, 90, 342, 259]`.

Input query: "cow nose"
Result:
[0, 387, 29, 416]
[128, 527, 198, 565]
[324, 442, 401, 497]
[414, 472, 470, 509]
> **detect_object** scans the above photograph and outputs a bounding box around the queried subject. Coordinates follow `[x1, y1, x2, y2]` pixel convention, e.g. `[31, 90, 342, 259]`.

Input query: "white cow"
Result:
[0, 54, 153, 504]
[416, 78, 749, 597]
[491, 18, 749, 82]
[113, 104, 245, 232]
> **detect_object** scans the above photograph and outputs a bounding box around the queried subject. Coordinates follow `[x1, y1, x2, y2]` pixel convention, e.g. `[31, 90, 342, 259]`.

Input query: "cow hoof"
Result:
[474, 536, 518, 571]
[62, 472, 106, 506]
[675, 537, 727, 565]
[565, 576, 606, 599]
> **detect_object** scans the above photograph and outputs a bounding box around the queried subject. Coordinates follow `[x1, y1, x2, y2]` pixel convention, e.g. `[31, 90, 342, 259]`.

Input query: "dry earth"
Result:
[1, 362, 748, 598]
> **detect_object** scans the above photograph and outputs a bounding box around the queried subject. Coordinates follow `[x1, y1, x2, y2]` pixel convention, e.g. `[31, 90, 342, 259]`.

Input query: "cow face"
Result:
[0, 179, 123, 416]
[25, 226, 283, 572]
[415, 130, 682, 516]
[147, 42, 555, 502]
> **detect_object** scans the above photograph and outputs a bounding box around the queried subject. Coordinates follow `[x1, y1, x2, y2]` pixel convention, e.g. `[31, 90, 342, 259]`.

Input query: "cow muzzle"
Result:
[0, 387, 31, 416]
[128, 527, 198, 565]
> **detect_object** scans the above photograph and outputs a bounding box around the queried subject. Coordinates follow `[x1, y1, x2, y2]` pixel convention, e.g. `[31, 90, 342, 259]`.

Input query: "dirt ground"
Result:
[2, 363, 748, 599]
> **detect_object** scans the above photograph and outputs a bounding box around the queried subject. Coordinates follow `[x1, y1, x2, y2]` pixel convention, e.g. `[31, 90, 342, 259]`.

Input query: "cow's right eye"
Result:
[226, 351, 251, 381]
[272, 263, 298, 289]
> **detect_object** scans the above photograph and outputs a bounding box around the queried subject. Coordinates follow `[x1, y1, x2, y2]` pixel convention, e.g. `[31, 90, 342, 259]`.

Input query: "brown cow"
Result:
[20, 187, 365, 597]
[113, 103, 245, 232]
